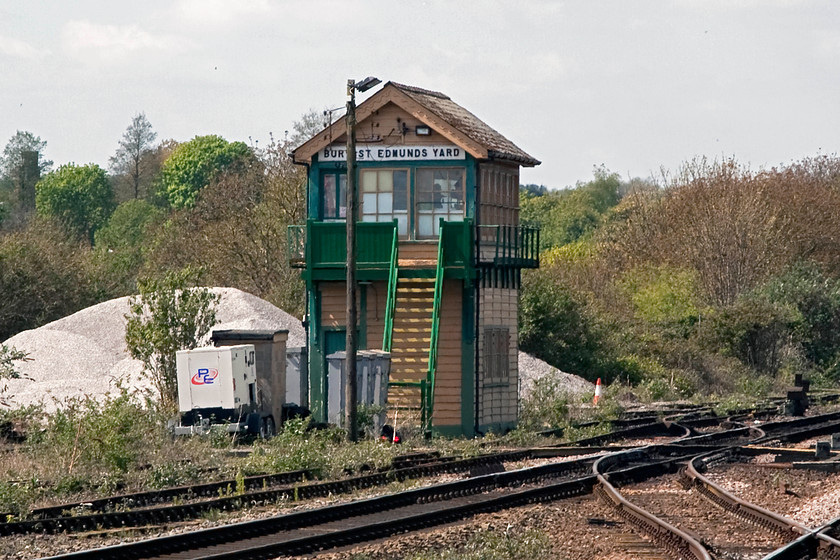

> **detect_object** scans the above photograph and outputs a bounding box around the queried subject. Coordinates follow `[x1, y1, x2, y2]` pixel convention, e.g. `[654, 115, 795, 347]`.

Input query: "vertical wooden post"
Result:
[345, 80, 359, 442]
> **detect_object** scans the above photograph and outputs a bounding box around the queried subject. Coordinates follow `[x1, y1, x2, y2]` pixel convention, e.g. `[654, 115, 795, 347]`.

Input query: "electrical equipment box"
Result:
[176, 345, 257, 412]
[175, 345, 264, 436]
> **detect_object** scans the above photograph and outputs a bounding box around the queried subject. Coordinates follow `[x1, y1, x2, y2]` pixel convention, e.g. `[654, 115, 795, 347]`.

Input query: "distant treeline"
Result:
[519, 156, 840, 398]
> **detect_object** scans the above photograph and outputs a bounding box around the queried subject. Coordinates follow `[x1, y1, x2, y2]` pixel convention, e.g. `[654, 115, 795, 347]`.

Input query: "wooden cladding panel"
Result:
[479, 162, 520, 227]
[320, 282, 384, 351]
[365, 281, 387, 349]
[320, 283, 347, 328]
[357, 102, 452, 146]
[398, 242, 438, 262]
[432, 280, 463, 425]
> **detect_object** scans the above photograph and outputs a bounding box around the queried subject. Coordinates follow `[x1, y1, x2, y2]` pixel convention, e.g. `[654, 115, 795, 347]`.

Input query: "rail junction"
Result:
[9, 406, 840, 560]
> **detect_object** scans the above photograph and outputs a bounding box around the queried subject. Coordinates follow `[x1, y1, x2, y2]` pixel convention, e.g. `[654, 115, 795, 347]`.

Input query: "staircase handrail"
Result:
[382, 221, 399, 352]
[425, 219, 446, 432]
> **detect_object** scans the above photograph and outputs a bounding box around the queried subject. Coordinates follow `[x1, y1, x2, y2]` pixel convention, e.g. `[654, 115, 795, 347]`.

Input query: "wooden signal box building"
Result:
[291, 82, 539, 436]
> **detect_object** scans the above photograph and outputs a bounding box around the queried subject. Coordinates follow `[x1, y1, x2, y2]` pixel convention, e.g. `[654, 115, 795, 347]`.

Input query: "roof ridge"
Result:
[388, 81, 450, 100]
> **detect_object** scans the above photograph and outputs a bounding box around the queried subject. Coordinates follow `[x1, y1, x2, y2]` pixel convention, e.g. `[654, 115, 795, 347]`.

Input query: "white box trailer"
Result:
[175, 344, 275, 437]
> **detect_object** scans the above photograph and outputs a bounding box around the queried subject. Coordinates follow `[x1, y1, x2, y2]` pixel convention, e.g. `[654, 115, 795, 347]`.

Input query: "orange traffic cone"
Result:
[593, 378, 602, 405]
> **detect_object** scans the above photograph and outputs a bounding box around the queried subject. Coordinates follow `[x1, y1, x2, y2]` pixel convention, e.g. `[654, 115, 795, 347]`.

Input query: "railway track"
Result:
[591, 413, 840, 560]
[4, 414, 721, 537]
[23, 408, 840, 559]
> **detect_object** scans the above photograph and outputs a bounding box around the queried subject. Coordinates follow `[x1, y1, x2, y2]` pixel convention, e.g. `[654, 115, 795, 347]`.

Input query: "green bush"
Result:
[700, 298, 797, 376]
[0, 478, 40, 517]
[519, 376, 570, 430]
[753, 262, 840, 378]
[160, 135, 252, 209]
[618, 265, 700, 333]
[35, 163, 114, 242]
[27, 390, 158, 477]
[244, 418, 404, 479]
[124, 267, 219, 409]
[520, 271, 607, 381]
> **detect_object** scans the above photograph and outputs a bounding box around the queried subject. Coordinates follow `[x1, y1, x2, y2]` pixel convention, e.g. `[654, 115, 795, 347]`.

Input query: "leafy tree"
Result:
[0, 131, 52, 179]
[0, 131, 52, 219]
[35, 163, 115, 242]
[145, 116, 315, 315]
[0, 345, 30, 407]
[159, 135, 251, 209]
[287, 108, 329, 147]
[753, 262, 840, 372]
[608, 156, 840, 306]
[618, 265, 700, 331]
[0, 218, 103, 341]
[520, 183, 549, 198]
[109, 113, 158, 200]
[519, 271, 605, 380]
[125, 268, 219, 409]
[94, 199, 166, 293]
[520, 167, 621, 249]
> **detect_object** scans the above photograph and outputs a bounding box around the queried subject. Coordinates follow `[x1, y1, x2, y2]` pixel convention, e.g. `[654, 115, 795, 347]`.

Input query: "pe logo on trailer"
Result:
[191, 368, 219, 385]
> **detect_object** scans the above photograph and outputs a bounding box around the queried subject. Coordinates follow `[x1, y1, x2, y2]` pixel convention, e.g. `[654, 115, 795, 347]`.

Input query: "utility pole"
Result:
[344, 76, 380, 443]
[345, 80, 359, 442]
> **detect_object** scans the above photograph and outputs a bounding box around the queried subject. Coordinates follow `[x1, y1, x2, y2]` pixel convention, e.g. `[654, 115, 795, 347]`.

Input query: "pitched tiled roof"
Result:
[389, 82, 540, 167]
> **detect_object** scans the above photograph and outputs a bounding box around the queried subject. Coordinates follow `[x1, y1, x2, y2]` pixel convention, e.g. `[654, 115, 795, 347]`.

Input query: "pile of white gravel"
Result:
[1, 288, 305, 411]
[518, 351, 593, 400]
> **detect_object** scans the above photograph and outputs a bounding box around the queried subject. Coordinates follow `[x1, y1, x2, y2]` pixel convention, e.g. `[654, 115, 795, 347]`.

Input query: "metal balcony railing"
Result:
[476, 224, 540, 268]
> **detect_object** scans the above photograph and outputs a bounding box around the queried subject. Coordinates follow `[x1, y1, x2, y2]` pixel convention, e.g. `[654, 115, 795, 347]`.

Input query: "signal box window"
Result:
[416, 168, 464, 238]
[360, 169, 408, 236]
[322, 173, 347, 220]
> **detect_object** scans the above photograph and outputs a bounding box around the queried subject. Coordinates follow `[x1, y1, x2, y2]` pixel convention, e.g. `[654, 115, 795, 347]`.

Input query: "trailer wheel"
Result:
[260, 416, 276, 439]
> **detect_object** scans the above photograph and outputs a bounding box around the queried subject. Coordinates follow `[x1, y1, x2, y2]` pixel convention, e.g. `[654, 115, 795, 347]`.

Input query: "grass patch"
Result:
[406, 527, 552, 559]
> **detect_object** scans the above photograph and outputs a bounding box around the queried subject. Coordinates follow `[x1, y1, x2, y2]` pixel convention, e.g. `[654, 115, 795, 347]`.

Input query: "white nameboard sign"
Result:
[319, 144, 466, 162]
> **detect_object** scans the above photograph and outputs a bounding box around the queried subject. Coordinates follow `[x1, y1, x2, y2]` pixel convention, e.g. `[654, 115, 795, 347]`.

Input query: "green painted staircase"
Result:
[387, 275, 435, 418]
[382, 223, 446, 433]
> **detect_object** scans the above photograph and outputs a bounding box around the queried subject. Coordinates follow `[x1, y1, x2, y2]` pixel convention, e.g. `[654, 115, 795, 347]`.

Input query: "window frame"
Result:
[359, 168, 410, 236]
[415, 167, 466, 239]
[483, 326, 510, 386]
[321, 171, 347, 221]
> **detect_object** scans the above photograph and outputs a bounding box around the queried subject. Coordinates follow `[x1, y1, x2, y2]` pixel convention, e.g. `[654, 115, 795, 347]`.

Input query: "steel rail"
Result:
[593, 449, 713, 560]
[682, 449, 809, 541]
[24, 469, 315, 521]
[4, 445, 613, 536]
[761, 516, 840, 560]
[41, 455, 602, 560]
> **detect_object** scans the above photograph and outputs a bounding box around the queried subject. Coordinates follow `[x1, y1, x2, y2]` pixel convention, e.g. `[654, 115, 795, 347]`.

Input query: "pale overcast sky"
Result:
[1, 1, 838, 189]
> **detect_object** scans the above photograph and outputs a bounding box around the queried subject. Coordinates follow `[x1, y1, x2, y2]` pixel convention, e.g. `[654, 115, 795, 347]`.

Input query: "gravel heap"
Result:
[518, 351, 593, 400]
[1, 288, 305, 411]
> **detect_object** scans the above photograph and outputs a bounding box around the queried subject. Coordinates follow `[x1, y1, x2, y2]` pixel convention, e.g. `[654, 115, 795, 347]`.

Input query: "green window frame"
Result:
[322, 172, 347, 220]
[360, 168, 409, 236]
[416, 168, 465, 238]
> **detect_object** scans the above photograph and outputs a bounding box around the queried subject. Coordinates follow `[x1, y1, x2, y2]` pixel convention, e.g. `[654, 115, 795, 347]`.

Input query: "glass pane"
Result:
[338, 175, 347, 218]
[361, 214, 376, 222]
[418, 215, 433, 236]
[362, 193, 377, 213]
[396, 214, 408, 235]
[323, 175, 336, 218]
[361, 170, 377, 192]
[417, 169, 433, 194]
[393, 170, 407, 211]
[378, 192, 392, 213]
[377, 214, 392, 222]
[433, 217, 441, 235]
[378, 170, 393, 191]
